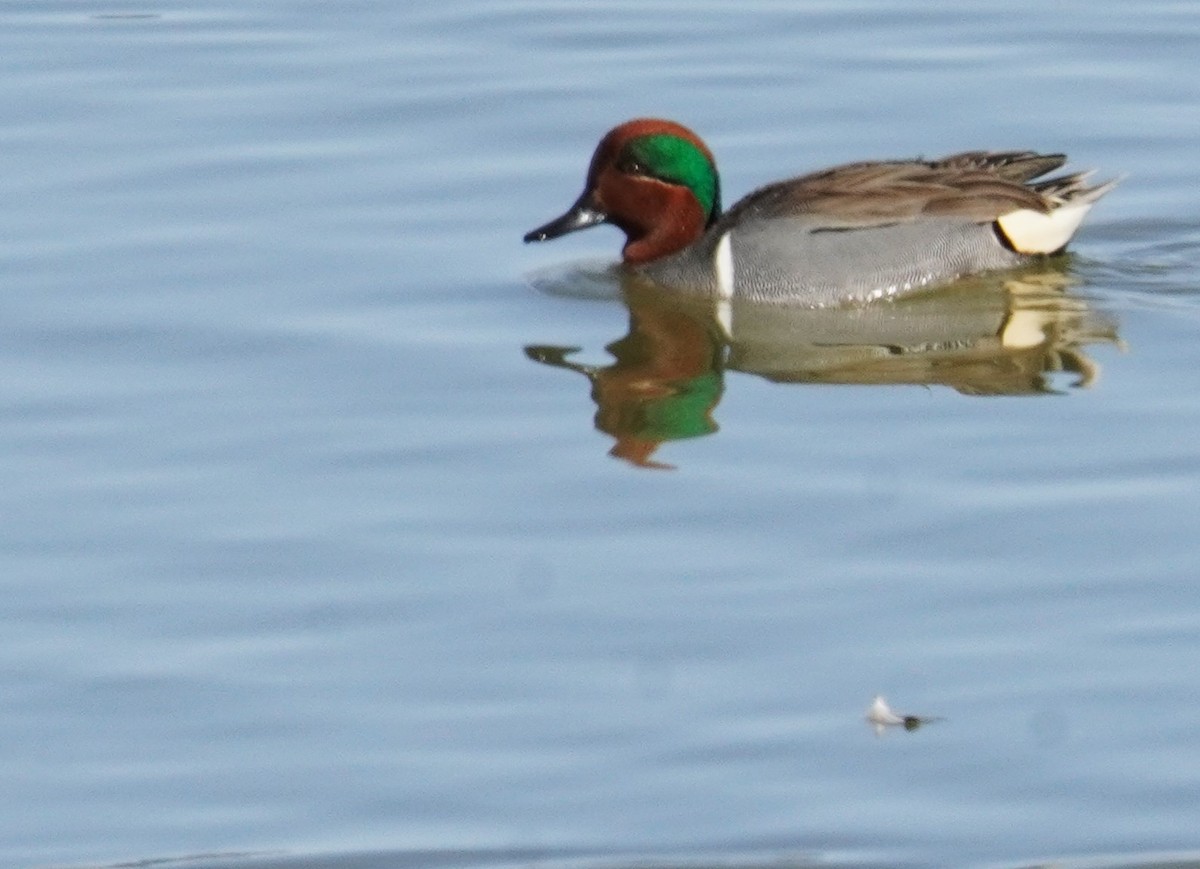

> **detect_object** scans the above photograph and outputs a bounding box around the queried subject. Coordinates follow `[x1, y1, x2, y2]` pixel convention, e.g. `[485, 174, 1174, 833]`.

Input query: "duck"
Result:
[524, 118, 1117, 306]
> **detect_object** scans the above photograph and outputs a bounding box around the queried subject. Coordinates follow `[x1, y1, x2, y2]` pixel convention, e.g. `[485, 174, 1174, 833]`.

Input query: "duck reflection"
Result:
[525, 263, 1120, 469]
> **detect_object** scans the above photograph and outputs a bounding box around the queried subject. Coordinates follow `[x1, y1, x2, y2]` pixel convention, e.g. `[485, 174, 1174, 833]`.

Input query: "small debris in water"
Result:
[866, 694, 942, 734]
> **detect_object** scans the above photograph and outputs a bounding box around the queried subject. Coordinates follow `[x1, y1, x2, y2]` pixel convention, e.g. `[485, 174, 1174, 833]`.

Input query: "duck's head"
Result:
[524, 118, 722, 264]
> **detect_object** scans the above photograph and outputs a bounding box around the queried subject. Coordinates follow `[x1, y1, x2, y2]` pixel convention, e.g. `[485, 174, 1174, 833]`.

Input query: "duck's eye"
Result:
[619, 157, 648, 176]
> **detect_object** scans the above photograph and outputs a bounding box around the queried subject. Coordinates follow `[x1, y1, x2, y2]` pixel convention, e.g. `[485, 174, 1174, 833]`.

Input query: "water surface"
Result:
[3, 2, 1200, 869]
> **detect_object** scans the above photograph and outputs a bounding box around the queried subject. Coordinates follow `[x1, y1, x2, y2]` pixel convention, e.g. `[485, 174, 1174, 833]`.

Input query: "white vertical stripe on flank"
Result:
[714, 230, 735, 298]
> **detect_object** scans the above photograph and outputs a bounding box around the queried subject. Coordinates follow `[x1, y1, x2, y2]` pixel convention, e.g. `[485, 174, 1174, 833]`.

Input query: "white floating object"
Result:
[866, 694, 941, 734]
[867, 694, 906, 726]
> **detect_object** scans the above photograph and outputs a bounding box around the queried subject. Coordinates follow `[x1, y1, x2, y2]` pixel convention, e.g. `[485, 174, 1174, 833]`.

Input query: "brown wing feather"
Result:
[721, 151, 1064, 231]
[929, 150, 1067, 182]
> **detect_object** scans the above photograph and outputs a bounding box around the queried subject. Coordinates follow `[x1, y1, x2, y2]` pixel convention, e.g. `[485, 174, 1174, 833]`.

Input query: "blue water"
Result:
[4, 2, 1200, 869]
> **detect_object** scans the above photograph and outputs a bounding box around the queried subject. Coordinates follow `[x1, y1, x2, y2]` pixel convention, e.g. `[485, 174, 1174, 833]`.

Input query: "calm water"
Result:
[4, 2, 1200, 869]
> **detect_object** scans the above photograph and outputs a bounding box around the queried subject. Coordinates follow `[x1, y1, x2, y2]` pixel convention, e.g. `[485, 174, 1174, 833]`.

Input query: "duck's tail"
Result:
[995, 171, 1121, 255]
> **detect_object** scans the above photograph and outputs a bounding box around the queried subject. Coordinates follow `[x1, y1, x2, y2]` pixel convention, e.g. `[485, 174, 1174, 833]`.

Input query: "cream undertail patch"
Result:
[996, 176, 1120, 255]
[996, 200, 1094, 255]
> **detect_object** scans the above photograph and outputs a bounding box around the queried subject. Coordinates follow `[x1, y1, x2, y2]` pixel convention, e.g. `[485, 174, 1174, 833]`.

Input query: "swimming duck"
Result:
[524, 118, 1116, 306]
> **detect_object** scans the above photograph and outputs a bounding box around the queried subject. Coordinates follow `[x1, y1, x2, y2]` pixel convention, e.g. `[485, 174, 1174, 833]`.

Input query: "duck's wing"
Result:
[718, 151, 1074, 232]
[928, 150, 1066, 182]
